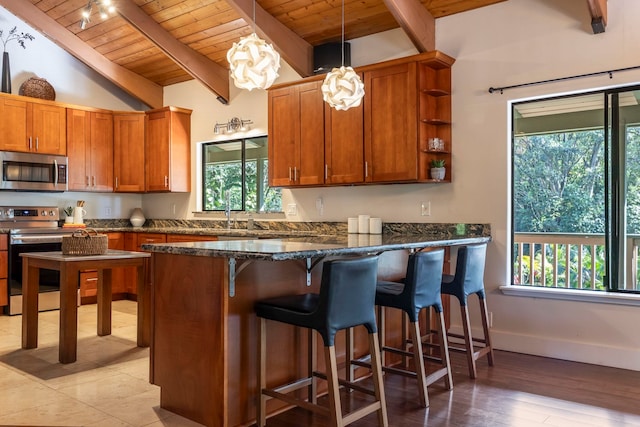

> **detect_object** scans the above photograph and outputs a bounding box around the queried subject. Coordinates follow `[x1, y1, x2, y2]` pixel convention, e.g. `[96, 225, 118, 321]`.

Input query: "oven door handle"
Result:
[11, 235, 66, 244]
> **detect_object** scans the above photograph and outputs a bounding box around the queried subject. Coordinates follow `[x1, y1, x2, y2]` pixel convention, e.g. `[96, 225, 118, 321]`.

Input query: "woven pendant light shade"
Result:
[321, 66, 364, 111]
[227, 33, 281, 90]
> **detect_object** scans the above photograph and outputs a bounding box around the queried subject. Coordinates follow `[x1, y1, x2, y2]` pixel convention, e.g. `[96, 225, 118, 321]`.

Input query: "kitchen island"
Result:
[142, 231, 490, 427]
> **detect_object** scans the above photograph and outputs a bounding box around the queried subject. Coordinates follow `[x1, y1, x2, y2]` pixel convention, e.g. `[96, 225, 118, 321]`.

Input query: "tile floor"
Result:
[0, 300, 203, 426]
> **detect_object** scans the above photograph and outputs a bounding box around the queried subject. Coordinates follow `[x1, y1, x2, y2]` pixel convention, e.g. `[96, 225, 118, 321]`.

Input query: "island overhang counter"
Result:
[142, 233, 491, 427]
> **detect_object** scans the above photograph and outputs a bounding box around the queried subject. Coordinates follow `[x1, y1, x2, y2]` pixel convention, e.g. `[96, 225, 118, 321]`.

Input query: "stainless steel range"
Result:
[1, 206, 76, 315]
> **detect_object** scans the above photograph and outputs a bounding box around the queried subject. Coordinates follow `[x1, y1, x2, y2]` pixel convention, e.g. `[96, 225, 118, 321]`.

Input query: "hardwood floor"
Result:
[265, 350, 640, 427]
[1, 302, 639, 426]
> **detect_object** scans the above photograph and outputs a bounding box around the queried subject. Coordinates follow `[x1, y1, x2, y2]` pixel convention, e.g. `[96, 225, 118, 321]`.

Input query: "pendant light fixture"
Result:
[227, 0, 281, 91]
[321, 0, 364, 111]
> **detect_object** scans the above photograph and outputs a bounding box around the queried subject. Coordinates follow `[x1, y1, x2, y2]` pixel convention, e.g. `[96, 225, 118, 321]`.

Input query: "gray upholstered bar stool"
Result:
[255, 256, 388, 427]
[440, 243, 494, 379]
[350, 249, 452, 408]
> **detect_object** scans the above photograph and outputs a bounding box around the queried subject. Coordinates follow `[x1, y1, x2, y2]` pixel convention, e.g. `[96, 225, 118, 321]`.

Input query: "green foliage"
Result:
[430, 159, 445, 168]
[513, 131, 606, 233]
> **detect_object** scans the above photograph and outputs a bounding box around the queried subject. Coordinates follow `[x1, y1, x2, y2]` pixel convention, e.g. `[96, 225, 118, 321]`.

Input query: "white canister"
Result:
[347, 217, 359, 233]
[369, 218, 382, 234]
[358, 215, 370, 234]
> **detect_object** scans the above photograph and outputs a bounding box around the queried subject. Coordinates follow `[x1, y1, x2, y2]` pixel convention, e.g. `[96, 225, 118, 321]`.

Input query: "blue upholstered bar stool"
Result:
[440, 243, 494, 379]
[355, 249, 452, 408]
[255, 256, 388, 427]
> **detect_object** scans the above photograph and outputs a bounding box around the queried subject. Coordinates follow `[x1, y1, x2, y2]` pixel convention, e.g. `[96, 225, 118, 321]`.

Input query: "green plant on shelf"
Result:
[430, 159, 445, 168]
[63, 206, 74, 217]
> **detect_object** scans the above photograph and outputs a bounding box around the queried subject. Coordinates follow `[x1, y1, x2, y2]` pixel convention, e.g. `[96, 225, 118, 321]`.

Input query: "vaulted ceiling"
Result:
[0, 0, 606, 109]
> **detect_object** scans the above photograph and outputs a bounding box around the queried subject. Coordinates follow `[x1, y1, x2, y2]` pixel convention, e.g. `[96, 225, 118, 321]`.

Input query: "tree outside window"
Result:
[202, 136, 281, 213]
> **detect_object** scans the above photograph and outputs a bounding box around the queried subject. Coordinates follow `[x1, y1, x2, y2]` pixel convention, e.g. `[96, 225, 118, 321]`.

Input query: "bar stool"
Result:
[255, 256, 388, 427]
[440, 243, 494, 379]
[350, 249, 452, 408]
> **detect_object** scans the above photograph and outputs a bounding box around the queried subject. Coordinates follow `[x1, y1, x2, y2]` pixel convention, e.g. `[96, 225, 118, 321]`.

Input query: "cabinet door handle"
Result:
[164, 176, 169, 187]
[365, 161, 369, 178]
[294, 167, 298, 182]
[115, 177, 118, 189]
[86, 176, 90, 187]
[324, 164, 328, 180]
[35, 137, 39, 151]
[28, 137, 32, 150]
[92, 176, 96, 187]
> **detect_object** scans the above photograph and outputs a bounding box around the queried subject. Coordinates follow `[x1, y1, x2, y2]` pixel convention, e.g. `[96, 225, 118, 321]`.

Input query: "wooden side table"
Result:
[21, 250, 151, 363]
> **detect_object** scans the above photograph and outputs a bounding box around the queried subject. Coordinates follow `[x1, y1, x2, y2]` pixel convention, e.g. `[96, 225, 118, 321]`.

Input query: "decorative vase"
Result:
[430, 167, 445, 181]
[1, 52, 11, 94]
[130, 207, 146, 227]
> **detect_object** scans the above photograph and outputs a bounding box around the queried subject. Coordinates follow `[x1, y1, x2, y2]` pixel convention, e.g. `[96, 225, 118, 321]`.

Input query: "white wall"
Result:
[2, 2, 640, 370]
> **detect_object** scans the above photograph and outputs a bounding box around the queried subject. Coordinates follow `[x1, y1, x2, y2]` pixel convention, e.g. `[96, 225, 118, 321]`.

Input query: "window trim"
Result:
[500, 285, 640, 307]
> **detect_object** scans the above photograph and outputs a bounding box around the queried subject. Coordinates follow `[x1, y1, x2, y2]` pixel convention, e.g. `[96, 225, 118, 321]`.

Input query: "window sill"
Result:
[499, 285, 640, 306]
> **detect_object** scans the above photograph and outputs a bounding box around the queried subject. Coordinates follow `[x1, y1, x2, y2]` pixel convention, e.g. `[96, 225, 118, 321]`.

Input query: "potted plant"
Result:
[430, 159, 446, 181]
[63, 206, 74, 223]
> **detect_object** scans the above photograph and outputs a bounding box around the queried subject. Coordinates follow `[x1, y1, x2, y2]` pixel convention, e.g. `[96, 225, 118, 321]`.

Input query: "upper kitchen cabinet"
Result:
[0, 94, 66, 155]
[114, 112, 145, 192]
[417, 55, 453, 182]
[145, 106, 192, 192]
[267, 51, 455, 187]
[324, 98, 364, 185]
[67, 109, 114, 192]
[268, 80, 325, 187]
[364, 62, 418, 183]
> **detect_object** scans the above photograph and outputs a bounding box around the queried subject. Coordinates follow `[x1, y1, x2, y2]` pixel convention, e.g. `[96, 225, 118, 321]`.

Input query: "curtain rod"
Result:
[488, 65, 640, 94]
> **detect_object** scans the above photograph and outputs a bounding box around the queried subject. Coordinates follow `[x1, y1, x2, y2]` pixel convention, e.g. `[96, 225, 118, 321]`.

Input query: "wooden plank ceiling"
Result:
[0, 0, 603, 107]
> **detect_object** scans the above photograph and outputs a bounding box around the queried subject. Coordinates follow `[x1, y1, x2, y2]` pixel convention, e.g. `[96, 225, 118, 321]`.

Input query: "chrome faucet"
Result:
[224, 190, 232, 229]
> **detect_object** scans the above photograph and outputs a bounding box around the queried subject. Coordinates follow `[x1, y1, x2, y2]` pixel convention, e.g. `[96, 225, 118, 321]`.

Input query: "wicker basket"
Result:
[62, 229, 108, 256]
[19, 77, 56, 101]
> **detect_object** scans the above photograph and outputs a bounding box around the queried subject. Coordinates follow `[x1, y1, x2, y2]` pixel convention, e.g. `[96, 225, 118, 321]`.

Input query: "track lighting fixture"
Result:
[80, 0, 116, 30]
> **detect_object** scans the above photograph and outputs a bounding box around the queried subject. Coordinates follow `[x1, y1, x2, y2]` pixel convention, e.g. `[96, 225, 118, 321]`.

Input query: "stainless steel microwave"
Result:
[0, 151, 68, 192]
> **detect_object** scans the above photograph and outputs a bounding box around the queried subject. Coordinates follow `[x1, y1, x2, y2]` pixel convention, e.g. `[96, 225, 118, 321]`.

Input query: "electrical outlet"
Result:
[287, 203, 298, 216]
[421, 201, 431, 216]
[104, 207, 111, 217]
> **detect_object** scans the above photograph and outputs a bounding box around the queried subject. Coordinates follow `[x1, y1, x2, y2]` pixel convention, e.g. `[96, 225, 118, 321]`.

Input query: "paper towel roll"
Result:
[369, 218, 382, 234]
[348, 217, 359, 233]
[358, 215, 370, 234]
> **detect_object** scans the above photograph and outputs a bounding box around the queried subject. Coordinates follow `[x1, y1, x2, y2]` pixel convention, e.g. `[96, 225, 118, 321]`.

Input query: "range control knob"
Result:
[49, 210, 56, 217]
[41, 210, 48, 216]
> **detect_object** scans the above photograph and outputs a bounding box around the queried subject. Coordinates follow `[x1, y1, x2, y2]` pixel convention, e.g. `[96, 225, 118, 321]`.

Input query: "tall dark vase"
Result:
[1, 52, 11, 94]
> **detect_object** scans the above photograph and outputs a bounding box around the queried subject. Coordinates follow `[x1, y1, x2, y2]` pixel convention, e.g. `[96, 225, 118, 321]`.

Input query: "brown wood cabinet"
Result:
[0, 234, 7, 307]
[114, 112, 145, 192]
[145, 106, 192, 192]
[364, 62, 418, 183]
[67, 109, 114, 192]
[324, 93, 364, 185]
[268, 80, 325, 187]
[268, 51, 455, 187]
[166, 234, 218, 243]
[0, 95, 66, 155]
[79, 232, 128, 304]
[418, 59, 453, 182]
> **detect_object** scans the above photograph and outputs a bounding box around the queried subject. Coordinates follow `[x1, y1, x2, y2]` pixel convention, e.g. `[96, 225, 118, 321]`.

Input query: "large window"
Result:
[512, 88, 640, 293]
[202, 136, 281, 213]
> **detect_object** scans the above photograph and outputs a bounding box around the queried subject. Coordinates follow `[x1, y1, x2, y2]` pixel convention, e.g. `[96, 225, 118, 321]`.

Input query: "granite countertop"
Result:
[141, 233, 491, 261]
[89, 226, 318, 239]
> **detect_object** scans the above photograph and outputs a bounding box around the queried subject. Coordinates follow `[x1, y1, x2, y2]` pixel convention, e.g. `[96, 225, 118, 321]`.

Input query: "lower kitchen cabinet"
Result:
[79, 232, 128, 304]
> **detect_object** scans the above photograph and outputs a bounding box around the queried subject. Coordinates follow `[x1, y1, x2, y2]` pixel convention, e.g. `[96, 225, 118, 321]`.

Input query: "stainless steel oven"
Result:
[1, 206, 76, 315]
[0, 151, 68, 192]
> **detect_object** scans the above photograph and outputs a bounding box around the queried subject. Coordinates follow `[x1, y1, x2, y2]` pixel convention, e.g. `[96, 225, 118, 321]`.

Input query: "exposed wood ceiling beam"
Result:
[587, 0, 607, 34]
[382, 0, 435, 52]
[0, 0, 163, 109]
[225, 0, 313, 77]
[116, 0, 230, 102]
